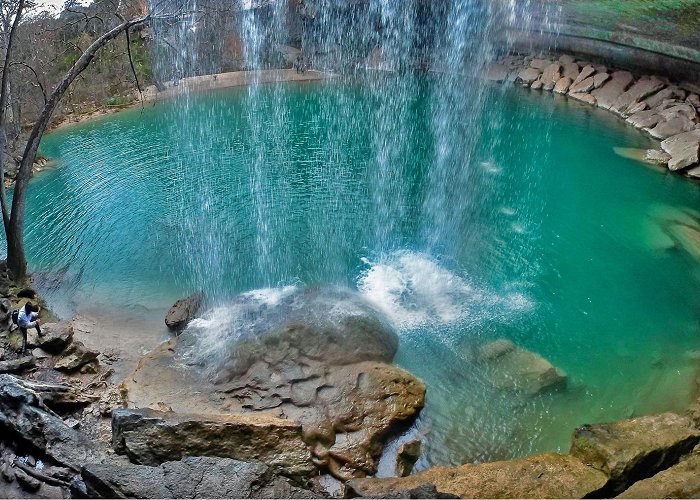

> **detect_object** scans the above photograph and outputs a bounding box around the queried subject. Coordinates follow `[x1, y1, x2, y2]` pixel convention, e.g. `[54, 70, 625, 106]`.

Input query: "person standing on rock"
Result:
[16, 303, 42, 355]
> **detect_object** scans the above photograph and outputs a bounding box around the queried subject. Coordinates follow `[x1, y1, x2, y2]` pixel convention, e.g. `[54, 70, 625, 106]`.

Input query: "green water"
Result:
[30, 79, 700, 468]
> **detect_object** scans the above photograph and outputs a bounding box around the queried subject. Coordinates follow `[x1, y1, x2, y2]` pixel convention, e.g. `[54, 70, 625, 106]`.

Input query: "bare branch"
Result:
[9, 61, 47, 104]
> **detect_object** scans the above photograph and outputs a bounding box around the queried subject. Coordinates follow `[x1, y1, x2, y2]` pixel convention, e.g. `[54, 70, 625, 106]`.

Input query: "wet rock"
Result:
[0, 374, 107, 471]
[553, 77, 571, 94]
[593, 72, 610, 89]
[540, 63, 561, 90]
[396, 440, 421, 477]
[568, 76, 595, 94]
[661, 129, 700, 170]
[111, 408, 314, 478]
[345, 453, 608, 499]
[592, 71, 635, 109]
[611, 77, 666, 115]
[0, 355, 35, 374]
[17, 288, 36, 299]
[561, 62, 580, 81]
[165, 291, 203, 331]
[477, 340, 567, 394]
[644, 149, 672, 165]
[80, 456, 321, 499]
[688, 166, 700, 179]
[570, 92, 597, 106]
[617, 453, 700, 498]
[54, 340, 98, 371]
[484, 64, 508, 83]
[570, 413, 700, 494]
[516, 67, 540, 85]
[27, 322, 73, 354]
[123, 286, 422, 479]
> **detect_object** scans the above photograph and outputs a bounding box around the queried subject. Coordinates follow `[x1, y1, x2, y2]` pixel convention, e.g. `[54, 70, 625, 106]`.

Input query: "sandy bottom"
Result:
[71, 305, 171, 382]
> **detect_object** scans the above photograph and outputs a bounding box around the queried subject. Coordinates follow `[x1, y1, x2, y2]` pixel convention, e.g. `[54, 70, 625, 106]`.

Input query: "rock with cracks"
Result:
[570, 412, 700, 495]
[111, 408, 314, 479]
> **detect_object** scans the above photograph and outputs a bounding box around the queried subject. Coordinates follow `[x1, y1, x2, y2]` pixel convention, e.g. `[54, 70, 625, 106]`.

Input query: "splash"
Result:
[357, 250, 533, 331]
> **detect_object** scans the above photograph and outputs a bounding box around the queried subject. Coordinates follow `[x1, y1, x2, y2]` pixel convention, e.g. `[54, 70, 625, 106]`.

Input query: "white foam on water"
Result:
[357, 250, 533, 332]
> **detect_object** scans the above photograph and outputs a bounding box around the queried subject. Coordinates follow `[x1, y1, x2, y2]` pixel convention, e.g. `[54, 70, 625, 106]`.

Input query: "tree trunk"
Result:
[6, 15, 147, 279]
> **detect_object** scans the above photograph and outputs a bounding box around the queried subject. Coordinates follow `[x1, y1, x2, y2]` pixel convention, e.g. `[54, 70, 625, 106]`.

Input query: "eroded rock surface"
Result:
[617, 453, 700, 499]
[345, 453, 608, 499]
[165, 291, 203, 331]
[79, 456, 321, 499]
[570, 413, 700, 494]
[111, 408, 313, 478]
[124, 286, 424, 480]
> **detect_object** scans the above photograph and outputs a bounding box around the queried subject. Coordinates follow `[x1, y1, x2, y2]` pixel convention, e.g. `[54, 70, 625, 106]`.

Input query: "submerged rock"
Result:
[477, 340, 567, 395]
[79, 456, 321, 499]
[570, 413, 700, 494]
[345, 453, 608, 499]
[165, 291, 203, 331]
[112, 408, 313, 478]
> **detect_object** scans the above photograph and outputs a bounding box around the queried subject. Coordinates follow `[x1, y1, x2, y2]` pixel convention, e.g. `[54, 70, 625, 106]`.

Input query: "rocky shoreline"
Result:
[485, 52, 700, 179]
[0, 274, 699, 498]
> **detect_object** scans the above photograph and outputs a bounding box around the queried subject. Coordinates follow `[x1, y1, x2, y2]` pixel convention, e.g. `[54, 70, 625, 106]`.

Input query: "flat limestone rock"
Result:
[477, 340, 567, 395]
[617, 454, 700, 499]
[645, 87, 687, 109]
[561, 61, 580, 81]
[53, 340, 98, 371]
[81, 457, 321, 499]
[540, 63, 561, 90]
[27, 322, 74, 354]
[570, 413, 700, 494]
[572, 65, 595, 86]
[553, 77, 572, 94]
[345, 453, 608, 499]
[111, 408, 314, 479]
[627, 110, 663, 129]
[529, 59, 551, 70]
[568, 76, 595, 94]
[517, 67, 541, 85]
[648, 116, 697, 140]
[592, 71, 634, 110]
[569, 92, 597, 106]
[611, 77, 665, 115]
[593, 72, 611, 89]
[660, 129, 700, 170]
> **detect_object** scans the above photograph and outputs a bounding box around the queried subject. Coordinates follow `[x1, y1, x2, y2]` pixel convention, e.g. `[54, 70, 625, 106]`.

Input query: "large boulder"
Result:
[53, 340, 99, 371]
[570, 413, 700, 494]
[661, 129, 700, 171]
[27, 322, 74, 354]
[611, 77, 666, 115]
[617, 453, 700, 498]
[122, 286, 423, 480]
[477, 340, 567, 395]
[345, 453, 608, 499]
[592, 71, 635, 110]
[111, 408, 313, 479]
[78, 456, 321, 499]
[0, 355, 35, 374]
[0, 374, 107, 471]
[165, 291, 203, 331]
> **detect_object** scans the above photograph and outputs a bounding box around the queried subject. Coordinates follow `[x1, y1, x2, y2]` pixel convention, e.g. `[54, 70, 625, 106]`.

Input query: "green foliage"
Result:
[104, 96, 127, 106]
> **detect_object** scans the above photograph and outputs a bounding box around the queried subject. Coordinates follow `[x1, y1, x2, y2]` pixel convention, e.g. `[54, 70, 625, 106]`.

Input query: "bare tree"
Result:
[0, 1, 149, 278]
